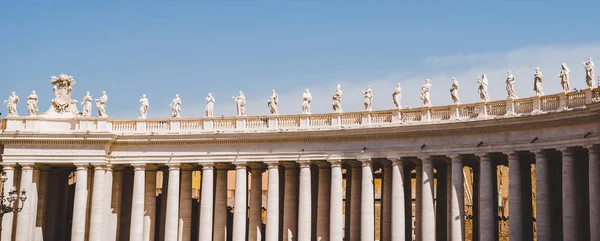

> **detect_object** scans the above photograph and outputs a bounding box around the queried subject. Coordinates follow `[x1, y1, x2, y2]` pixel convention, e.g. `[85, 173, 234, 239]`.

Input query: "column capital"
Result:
[234, 162, 247, 169]
[92, 164, 107, 170]
[359, 158, 373, 166]
[390, 158, 404, 166]
[110, 164, 126, 172]
[557, 147, 574, 157]
[19, 163, 35, 170]
[166, 163, 180, 170]
[448, 154, 463, 161]
[1, 163, 16, 170]
[585, 145, 598, 153]
[297, 160, 311, 168]
[202, 163, 215, 170]
[74, 163, 90, 170]
[266, 162, 279, 169]
[532, 149, 548, 158]
[418, 156, 434, 164]
[504, 152, 520, 161]
[476, 153, 492, 162]
[131, 164, 145, 171]
[329, 160, 342, 168]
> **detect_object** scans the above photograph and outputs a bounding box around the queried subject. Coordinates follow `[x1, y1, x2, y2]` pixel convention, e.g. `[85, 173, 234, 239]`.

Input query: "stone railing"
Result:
[1, 89, 597, 134]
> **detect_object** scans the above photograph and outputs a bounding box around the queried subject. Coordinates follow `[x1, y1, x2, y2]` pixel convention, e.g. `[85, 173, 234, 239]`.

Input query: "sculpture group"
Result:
[3, 57, 597, 118]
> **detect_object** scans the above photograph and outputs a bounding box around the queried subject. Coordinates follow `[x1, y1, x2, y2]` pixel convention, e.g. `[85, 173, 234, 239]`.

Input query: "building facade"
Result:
[1, 87, 599, 241]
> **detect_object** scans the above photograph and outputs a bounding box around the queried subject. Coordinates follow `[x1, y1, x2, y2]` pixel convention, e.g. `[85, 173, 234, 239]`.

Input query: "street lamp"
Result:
[0, 171, 26, 236]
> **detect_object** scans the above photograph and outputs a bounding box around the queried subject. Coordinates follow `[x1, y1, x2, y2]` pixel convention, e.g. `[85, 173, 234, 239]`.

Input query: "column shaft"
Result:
[360, 160, 375, 241]
[143, 167, 157, 241]
[164, 165, 180, 241]
[420, 157, 435, 241]
[199, 164, 214, 241]
[297, 161, 312, 241]
[381, 163, 392, 241]
[130, 165, 146, 241]
[589, 146, 600, 241]
[450, 156, 465, 241]
[507, 153, 523, 241]
[329, 161, 343, 241]
[71, 164, 89, 241]
[35, 167, 49, 241]
[478, 155, 494, 241]
[534, 151, 551, 241]
[1, 164, 15, 241]
[561, 149, 577, 241]
[249, 166, 263, 241]
[15, 164, 34, 241]
[179, 168, 193, 241]
[108, 167, 123, 241]
[232, 164, 248, 241]
[89, 165, 107, 241]
[213, 168, 228, 241]
[349, 165, 361, 241]
[283, 164, 299, 241]
[265, 163, 280, 241]
[316, 163, 331, 241]
[391, 159, 405, 241]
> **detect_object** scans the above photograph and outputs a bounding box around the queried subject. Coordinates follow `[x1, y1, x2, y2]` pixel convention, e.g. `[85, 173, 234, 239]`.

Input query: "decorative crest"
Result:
[49, 73, 76, 114]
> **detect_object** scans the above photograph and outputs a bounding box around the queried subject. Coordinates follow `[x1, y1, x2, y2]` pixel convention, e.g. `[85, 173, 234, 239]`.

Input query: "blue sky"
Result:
[2, 1, 600, 118]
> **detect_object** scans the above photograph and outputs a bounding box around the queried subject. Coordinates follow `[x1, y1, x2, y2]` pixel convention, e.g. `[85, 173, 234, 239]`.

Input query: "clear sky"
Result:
[2, 1, 600, 118]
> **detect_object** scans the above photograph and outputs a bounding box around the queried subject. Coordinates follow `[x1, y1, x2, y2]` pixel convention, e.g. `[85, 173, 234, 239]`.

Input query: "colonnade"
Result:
[1, 145, 599, 241]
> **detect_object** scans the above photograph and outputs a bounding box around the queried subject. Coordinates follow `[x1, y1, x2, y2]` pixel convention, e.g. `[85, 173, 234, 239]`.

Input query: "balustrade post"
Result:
[361, 111, 371, 126]
[450, 104, 460, 120]
[391, 109, 402, 123]
[300, 115, 310, 129]
[97, 119, 110, 132]
[136, 120, 146, 133]
[169, 120, 180, 132]
[477, 102, 488, 119]
[583, 88, 593, 104]
[236, 117, 246, 130]
[268, 116, 278, 130]
[203, 119, 213, 130]
[421, 107, 431, 123]
[532, 96, 542, 114]
[331, 113, 341, 128]
[25, 118, 38, 131]
[505, 100, 516, 117]
[558, 92, 568, 110]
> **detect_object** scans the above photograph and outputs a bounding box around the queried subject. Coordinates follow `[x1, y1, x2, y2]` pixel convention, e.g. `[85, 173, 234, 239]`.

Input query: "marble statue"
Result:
[534, 67, 544, 96]
[70, 99, 80, 115]
[170, 94, 182, 118]
[232, 91, 247, 116]
[583, 57, 595, 88]
[302, 89, 312, 114]
[205, 93, 215, 117]
[420, 79, 432, 107]
[4, 91, 19, 117]
[506, 71, 518, 100]
[332, 84, 343, 112]
[477, 74, 490, 102]
[27, 91, 38, 116]
[96, 91, 108, 117]
[81, 92, 93, 117]
[450, 78, 460, 104]
[49, 73, 76, 114]
[557, 63, 571, 93]
[392, 83, 402, 109]
[361, 85, 373, 111]
[139, 94, 149, 119]
[268, 90, 279, 115]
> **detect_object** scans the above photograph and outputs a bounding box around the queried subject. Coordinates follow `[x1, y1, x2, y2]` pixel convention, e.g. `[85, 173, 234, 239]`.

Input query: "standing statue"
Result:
[70, 99, 80, 116]
[477, 74, 490, 102]
[170, 94, 182, 118]
[583, 57, 595, 88]
[27, 91, 38, 116]
[139, 94, 149, 119]
[96, 91, 108, 117]
[205, 93, 215, 117]
[420, 79, 432, 107]
[4, 91, 19, 117]
[302, 89, 312, 114]
[268, 90, 279, 115]
[332, 84, 343, 112]
[450, 78, 460, 104]
[392, 83, 402, 109]
[533, 67, 544, 96]
[232, 91, 247, 116]
[361, 85, 373, 111]
[81, 91, 93, 117]
[506, 71, 518, 100]
[49, 73, 76, 114]
[557, 63, 571, 93]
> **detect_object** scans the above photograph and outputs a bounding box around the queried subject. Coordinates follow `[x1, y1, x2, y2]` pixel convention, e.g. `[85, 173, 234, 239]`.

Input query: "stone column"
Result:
[15, 164, 34, 241]
[360, 158, 375, 241]
[350, 163, 362, 241]
[71, 164, 90, 241]
[108, 166, 124, 241]
[533, 150, 551, 241]
[199, 164, 214, 241]
[415, 163, 422, 241]
[390, 159, 406, 241]
[449, 155, 465, 241]
[89, 165, 107, 241]
[297, 161, 312, 241]
[213, 166, 228, 241]
[315, 162, 331, 241]
[507, 152, 523, 241]
[381, 161, 392, 241]
[232, 163, 248, 241]
[179, 166, 193, 241]
[588, 146, 600, 241]
[329, 160, 343, 241]
[282, 163, 299, 241]
[420, 157, 435, 241]
[35, 166, 49, 241]
[560, 148, 577, 241]
[478, 154, 494, 241]
[265, 162, 280, 241]
[129, 164, 146, 241]
[249, 164, 264, 241]
[143, 166, 157, 241]
[164, 164, 180, 241]
[1, 164, 15, 241]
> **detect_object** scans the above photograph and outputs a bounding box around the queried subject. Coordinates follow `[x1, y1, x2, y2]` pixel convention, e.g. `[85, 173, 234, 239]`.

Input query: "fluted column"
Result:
[420, 156, 435, 241]
[164, 164, 180, 241]
[249, 164, 264, 241]
[449, 155, 465, 241]
[232, 163, 248, 241]
[534, 150, 551, 241]
[297, 161, 312, 241]
[349, 163, 362, 241]
[390, 159, 406, 241]
[560, 148, 577, 241]
[142, 166, 157, 241]
[129, 164, 146, 241]
[265, 162, 280, 241]
[71, 164, 89, 241]
[588, 146, 600, 241]
[199, 164, 214, 241]
[213, 166, 228, 241]
[381, 161, 392, 241]
[179, 166, 193, 241]
[283, 163, 299, 241]
[89, 165, 107, 241]
[360, 158, 375, 241]
[1, 164, 15, 241]
[15, 164, 34, 241]
[329, 160, 343, 241]
[478, 154, 494, 241]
